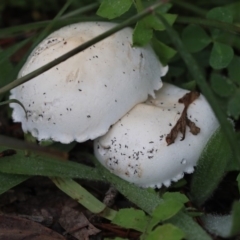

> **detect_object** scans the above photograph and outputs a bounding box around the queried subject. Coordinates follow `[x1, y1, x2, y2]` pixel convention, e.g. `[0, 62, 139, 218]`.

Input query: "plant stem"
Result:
[61, 2, 99, 19]
[177, 16, 240, 35]
[171, 0, 207, 17]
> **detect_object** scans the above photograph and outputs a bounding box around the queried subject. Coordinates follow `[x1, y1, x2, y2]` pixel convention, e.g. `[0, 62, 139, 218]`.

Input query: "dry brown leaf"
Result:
[0, 214, 65, 240]
[59, 206, 100, 240]
[166, 91, 200, 146]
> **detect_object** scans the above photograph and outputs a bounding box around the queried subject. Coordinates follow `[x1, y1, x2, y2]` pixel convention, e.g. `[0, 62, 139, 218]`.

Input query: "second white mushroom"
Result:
[94, 83, 219, 188]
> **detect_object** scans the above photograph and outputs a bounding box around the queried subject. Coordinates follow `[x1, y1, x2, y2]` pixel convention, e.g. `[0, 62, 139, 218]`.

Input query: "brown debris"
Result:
[103, 185, 118, 207]
[59, 206, 100, 240]
[166, 91, 201, 146]
[0, 215, 65, 240]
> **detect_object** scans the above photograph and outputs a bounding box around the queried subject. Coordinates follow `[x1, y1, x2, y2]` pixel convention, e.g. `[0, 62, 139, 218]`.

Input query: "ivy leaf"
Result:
[112, 208, 149, 232]
[210, 73, 235, 97]
[209, 42, 234, 69]
[133, 14, 177, 46]
[182, 25, 212, 53]
[97, 0, 132, 19]
[163, 192, 189, 204]
[152, 37, 176, 65]
[133, 20, 153, 46]
[207, 7, 233, 23]
[228, 90, 240, 119]
[147, 14, 177, 31]
[146, 224, 185, 240]
[152, 199, 183, 222]
[228, 56, 240, 85]
[156, 3, 173, 13]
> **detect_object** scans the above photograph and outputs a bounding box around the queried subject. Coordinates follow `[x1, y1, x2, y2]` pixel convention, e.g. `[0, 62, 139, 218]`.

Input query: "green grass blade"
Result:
[61, 2, 99, 19]
[168, 211, 211, 240]
[0, 173, 29, 195]
[190, 128, 232, 206]
[0, 135, 67, 159]
[0, 148, 103, 182]
[36, 0, 73, 42]
[177, 16, 240, 35]
[0, 38, 32, 64]
[52, 177, 117, 219]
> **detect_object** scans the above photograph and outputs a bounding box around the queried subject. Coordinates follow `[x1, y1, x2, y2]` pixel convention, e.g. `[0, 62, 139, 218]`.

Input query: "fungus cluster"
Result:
[10, 22, 218, 188]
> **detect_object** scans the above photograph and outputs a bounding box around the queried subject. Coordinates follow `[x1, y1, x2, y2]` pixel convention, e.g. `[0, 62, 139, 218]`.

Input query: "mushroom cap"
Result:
[10, 22, 168, 143]
[94, 83, 219, 188]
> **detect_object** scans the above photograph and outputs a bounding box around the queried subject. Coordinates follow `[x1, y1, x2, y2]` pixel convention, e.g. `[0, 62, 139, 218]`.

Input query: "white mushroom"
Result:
[94, 83, 219, 188]
[10, 22, 168, 143]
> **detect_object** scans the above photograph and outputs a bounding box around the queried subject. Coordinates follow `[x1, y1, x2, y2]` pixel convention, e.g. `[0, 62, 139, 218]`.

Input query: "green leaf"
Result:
[190, 128, 232, 206]
[140, 196, 185, 239]
[152, 37, 176, 65]
[209, 42, 234, 69]
[152, 199, 183, 222]
[207, 7, 233, 23]
[0, 173, 29, 195]
[147, 14, 177, 31]
[146, 224, 185, 240]
[180, 81, 197, 91]
[182, 25, 212, 53]
[132, 14, 177, 46]
[210, 73, 235, 97]
[112, 208, 149, 232]
[156, 3, 173, 13]
[133, 20, 153, 46]
[97, 0, 132, 19]
[228, 90, 240, 119]
[228, 56, 240, 85]
[163, 192, 189, 204]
